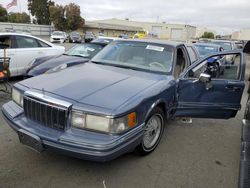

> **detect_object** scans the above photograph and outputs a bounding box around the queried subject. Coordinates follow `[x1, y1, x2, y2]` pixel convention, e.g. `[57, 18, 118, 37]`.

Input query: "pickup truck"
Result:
[2, 39, 248, 161]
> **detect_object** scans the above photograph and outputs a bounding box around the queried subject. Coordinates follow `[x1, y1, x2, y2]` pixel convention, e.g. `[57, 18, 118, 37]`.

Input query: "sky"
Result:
[1, 0, 250, 35]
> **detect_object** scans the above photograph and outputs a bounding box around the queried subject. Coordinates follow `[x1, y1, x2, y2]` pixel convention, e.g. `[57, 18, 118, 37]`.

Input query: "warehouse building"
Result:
[83, 21, 144, 38]
[84, 18, 197, 42]
[232, 29, 250, 40]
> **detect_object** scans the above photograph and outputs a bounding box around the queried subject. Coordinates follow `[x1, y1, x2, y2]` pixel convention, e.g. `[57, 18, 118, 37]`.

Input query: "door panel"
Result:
[175, 51, 245, 119]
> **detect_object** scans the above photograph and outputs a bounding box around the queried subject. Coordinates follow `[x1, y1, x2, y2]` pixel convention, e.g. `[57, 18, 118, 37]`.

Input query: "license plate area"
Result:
[18, 129, 44, 153]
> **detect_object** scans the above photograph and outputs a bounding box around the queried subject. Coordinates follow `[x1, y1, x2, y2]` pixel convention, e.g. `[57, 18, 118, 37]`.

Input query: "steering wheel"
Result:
[149, 62, 165, 70]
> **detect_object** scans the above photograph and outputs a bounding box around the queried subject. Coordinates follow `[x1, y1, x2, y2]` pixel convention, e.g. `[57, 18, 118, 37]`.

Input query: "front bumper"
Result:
[50, 38, 64, 43]
[2, 101, 143, 162]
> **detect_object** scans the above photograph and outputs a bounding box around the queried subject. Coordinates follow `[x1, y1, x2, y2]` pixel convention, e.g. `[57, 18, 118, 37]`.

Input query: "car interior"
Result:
[174, 48, 187, 78]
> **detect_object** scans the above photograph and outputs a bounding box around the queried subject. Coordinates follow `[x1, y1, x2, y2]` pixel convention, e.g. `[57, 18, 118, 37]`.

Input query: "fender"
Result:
[144, 99, 167, 121]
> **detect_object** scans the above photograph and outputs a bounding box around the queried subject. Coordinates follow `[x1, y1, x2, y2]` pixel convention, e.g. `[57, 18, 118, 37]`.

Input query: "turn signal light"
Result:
[127, 112, 137, 128]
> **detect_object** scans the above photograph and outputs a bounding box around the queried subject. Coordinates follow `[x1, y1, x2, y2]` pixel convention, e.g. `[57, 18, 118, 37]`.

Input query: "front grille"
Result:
[23, 96, 68, 130]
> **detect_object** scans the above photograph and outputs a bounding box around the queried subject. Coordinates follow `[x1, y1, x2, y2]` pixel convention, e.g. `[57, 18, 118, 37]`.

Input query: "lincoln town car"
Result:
[2, 39, 247, 161]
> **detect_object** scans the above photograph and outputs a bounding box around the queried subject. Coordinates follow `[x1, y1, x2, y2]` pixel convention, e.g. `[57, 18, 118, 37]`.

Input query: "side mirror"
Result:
[193, 73, 213, 90]
[199, 73, 211, 83]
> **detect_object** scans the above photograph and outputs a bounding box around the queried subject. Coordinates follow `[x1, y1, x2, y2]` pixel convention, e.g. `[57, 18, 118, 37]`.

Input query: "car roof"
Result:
[210, 39, 233, 43]
[113, 38, 183, 47]
[0, 32, 33, 37]
[194, 43, 221, 48]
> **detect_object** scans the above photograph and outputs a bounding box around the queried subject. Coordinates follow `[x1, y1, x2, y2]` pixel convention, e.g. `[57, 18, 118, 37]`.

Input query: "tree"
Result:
[8, 12, 30, 23]
[65, 3, 84, 31]
[49, 3, 85, 31]
[49, 5, 66, 31]
[201, 32, 215, 39]
[0, 6, 8, 22]
[28, 0, 54, 25]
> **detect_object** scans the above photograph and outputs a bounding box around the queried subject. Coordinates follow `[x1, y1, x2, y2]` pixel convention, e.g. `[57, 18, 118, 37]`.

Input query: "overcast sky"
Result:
[2, 0, 250, 34]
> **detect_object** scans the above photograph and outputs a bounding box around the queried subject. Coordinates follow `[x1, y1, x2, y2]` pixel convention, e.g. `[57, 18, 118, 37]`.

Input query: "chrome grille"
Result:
[23, 96, 68, 130]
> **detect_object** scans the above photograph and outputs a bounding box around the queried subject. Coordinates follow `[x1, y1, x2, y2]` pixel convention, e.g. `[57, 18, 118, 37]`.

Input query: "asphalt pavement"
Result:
[0, 42, 249, 188]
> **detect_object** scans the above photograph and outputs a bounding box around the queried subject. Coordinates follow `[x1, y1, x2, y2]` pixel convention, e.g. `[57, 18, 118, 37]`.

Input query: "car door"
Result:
[174, 50, 245, 119]
[0, 35, 18, 76]
[13, 35, 53, 76]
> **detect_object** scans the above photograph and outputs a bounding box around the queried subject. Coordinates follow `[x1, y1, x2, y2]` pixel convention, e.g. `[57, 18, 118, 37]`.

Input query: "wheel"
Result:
[136, 107, 165, 155]
[245, 99, 250, 120]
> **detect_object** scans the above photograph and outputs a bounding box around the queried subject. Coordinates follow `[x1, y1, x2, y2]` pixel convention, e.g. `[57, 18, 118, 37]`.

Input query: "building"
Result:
[83, 20, 143, 38]
[232, 29, 250, 40]
[84, 18, 197, 42]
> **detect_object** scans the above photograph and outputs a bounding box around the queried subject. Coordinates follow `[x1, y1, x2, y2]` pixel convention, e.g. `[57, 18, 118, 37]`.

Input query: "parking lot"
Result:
[0, 40, 249, 188]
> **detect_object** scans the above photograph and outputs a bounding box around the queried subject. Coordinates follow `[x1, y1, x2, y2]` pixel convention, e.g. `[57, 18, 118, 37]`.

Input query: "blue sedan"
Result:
[2, 39, 247, 161]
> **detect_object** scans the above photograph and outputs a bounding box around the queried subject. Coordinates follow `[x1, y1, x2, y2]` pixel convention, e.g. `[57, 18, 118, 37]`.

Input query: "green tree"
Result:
[65, 3, 84, 31]
[0, 6, 8, 22]
[28, 0, 54, 25]
[49, 5, 66, 31]
[8, 12, 30, 23]
[49, 3, 84, 31]
[201, 32, 215, 39]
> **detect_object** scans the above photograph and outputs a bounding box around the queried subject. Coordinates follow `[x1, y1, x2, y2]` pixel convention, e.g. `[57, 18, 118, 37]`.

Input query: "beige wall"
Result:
[232, 29, 250, 40]
[90, 19, 196, 41]
[83, 27, 136, 38]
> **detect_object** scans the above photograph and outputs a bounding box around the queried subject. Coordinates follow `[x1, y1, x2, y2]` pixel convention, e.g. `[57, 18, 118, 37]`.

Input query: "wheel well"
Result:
[156, 102, 166, 117]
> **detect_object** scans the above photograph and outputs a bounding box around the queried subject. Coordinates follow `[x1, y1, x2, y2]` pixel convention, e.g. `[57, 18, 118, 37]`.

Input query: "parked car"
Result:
[2, 39, 246, 161]
[210, 40, 237, 51]
[209, 40, 238, 64]
[84, 32, 95, 43]
[26, 38, 116, 77]
[194, 43, 224, 57]
[50, 31, 67, 43]
[69, 32, 82, 43]
[0, 33, 65, 77]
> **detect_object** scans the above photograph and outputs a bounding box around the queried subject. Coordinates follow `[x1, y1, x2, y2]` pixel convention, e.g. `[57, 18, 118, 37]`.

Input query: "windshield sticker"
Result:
[146, 45, 164, 52]
[86, 47, 95, 51]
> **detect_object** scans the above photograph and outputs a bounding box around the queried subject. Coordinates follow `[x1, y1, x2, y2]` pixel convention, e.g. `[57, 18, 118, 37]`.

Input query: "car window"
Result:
[186, 46, 198, 63]
[92, 41, 174, 74]
[37, 40, 51, 48]
[0, 36, 13, 49]
[195, 45, 219, 56]
[211, 41, 232, 51]
[15, 36, 42, 48]
[189, 53, 241, 80]
[65, 44, 103, 58]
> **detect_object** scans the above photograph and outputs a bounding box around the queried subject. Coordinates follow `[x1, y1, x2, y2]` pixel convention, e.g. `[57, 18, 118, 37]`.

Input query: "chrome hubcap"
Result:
[143, 114, 162, 149]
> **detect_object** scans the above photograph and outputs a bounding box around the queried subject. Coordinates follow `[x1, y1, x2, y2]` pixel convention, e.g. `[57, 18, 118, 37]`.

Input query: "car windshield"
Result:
[71, 32, 80, 37]
[64, 43, 103, 58]
[195, 45, 219, 56]
[211, 41, 232, 51]
[92, 41, 174, 73]
[91, 38, 113, 44]
[52, 32, 63, 36]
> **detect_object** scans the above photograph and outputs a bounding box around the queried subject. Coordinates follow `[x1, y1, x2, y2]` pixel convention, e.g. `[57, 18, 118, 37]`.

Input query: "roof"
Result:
[84, 21, 144, 32]
[113, 38, 184, 47]
[195, 43, 221, 48]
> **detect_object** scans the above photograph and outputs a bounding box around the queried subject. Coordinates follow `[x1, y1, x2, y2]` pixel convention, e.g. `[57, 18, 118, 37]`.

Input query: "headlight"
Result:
[71, 111, 137, 134]
[12, 88, 23, 107]
[46, 63, 68, 73]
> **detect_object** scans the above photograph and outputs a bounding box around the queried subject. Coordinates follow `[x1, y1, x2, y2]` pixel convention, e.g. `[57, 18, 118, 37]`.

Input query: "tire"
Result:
[245, 99, 250, 120]
[136, 107, 165, 156]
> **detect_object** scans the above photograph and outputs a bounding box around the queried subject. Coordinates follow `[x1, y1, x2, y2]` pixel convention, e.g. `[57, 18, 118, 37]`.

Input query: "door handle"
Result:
[225, 85, 242, 91]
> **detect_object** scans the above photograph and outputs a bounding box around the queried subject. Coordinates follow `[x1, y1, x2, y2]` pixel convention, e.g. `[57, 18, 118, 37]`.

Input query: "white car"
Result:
[50, 31, 67, 43]
[0, 33, 65, 77]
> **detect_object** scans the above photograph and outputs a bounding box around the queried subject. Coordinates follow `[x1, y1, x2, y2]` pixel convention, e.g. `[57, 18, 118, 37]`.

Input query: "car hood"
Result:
[51, 35, 64, 38]
[27, 55, 89, 77]
[20, 63, 167, 110]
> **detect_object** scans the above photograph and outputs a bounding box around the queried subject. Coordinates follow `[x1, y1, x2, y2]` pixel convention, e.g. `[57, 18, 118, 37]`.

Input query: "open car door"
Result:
[174, 50, 246, 119]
